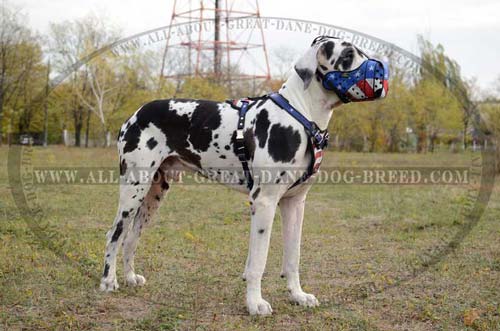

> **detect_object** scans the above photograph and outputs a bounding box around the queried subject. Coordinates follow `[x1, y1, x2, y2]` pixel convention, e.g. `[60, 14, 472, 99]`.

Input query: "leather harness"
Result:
[229, 92, 329, 191]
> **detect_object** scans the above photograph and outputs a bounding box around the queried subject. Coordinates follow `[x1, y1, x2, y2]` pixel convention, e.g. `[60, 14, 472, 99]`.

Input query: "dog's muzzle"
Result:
[319, 59, 389, 103]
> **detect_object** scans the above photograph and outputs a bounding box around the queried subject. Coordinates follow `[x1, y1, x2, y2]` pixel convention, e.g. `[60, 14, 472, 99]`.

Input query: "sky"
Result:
[10, 0, 500, 90]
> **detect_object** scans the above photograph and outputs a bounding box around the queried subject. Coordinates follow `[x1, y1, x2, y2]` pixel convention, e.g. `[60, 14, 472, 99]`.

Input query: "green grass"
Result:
[1, 146, 499, 330]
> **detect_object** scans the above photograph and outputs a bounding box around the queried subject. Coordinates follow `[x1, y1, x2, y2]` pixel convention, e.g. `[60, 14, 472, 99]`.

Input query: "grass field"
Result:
[1, 146, 499, 330]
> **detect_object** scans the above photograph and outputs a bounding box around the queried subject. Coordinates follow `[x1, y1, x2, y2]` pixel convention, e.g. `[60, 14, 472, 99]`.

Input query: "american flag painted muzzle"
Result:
[321, 59, 389, 103]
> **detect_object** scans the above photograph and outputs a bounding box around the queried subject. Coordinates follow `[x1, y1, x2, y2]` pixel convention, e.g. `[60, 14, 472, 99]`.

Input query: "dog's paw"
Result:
[247, 298, 273, 316]
[99, 277, 119, 292]
[289, 291, 320, 308]
[126, 273, 146, 287]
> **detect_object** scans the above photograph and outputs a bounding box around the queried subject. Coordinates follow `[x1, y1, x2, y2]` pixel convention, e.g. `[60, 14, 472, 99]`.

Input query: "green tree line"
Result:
[1, 2, 498, 163]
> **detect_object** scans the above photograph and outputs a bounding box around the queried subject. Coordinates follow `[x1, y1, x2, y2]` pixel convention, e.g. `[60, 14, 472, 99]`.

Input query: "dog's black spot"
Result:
[120, 158, 127, 176]
[268, 124, 301, 163]
[252, 187, 261, 200]
[161, 180, 169, 191]
[153, 169, 162, 182]
[130, 99, 202, 169]
[220, 155, 226, 159]
[111, 221, 123, 242]
[244, 128, 256, 159]
[150, 161, 156, 167]
[213, 142, 219, 147]
[146, 137, 158, 150]
[319, 64, 328, 71]
[132, 195, 137, 199]
[123, 122, 141, 154]
[133, 181, 140, 186]
[214, 133, 219, 139]
[294, 67, 313, 88]
[255, 109, 270, 148]
[224, 145, 230, 150]
[189, 102, 222, 152]
[122, 211, 129, 218]
[323, 41, 335, 59]
[103, 263, 110, 277]
[341, 41, 352, 47]
[258, 229, 265, 234]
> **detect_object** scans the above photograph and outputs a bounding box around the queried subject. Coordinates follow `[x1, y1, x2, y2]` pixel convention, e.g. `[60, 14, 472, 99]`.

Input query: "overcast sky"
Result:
[10, 0, 500, 90]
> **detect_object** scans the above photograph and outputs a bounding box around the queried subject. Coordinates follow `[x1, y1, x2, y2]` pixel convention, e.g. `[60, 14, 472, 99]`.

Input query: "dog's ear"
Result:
[294, 44, 320, 90]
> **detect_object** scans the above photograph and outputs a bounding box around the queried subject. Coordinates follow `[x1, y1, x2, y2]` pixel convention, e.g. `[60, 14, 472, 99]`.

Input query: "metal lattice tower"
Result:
[159, 0, 271, 83]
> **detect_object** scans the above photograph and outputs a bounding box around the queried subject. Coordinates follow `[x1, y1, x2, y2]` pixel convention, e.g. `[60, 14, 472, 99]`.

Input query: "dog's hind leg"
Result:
[100, 164, 154, 292]
[122, 168, 170, 287]
[279, 191, 319, 308]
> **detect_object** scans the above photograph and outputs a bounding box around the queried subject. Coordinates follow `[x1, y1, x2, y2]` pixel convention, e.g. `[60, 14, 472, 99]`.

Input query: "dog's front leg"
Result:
[244, 186, 280, 316]
[279, 192, 319, 308]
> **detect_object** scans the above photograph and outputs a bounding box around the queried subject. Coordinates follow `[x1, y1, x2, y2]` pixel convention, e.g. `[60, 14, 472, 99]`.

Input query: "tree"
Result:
[177, 77, 228, 101]
[0, 3, 41, 144]
[479, 75, 500, 173]
[49, 14, 120, 146]
[415, 36, 469, 152]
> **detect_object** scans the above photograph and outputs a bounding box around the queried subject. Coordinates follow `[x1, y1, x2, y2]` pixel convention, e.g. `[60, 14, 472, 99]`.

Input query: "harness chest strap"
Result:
[231, 93, 329, 190]
[268, 93, 329, 188]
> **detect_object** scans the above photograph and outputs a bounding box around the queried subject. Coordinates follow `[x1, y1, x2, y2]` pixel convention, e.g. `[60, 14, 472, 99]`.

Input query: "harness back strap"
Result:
[234, 100, 254, 190]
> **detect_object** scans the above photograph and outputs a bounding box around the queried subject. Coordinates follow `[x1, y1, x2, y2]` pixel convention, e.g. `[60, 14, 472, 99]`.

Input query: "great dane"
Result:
[100, 35, 389, 315]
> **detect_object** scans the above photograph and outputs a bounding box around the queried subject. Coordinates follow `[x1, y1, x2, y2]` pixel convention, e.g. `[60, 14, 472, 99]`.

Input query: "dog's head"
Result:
[294, 35, 389, 103]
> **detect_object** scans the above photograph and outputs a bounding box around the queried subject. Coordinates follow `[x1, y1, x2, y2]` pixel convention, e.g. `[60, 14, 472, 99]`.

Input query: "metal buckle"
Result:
[236, 129, 244, 140]
[313, 131, 323, 145]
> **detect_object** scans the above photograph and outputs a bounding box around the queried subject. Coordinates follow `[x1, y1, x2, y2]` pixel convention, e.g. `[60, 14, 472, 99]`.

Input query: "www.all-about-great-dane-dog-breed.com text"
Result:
[100, 35, 389, 316]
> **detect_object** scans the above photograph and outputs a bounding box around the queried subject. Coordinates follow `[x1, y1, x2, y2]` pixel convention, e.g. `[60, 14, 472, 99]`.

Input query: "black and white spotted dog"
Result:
[100, 36, 388, 315]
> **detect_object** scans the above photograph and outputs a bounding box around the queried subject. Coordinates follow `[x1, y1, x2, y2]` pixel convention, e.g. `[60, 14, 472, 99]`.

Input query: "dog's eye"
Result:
[341, 49, 354, 69]
[344, 50, 354, 60]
